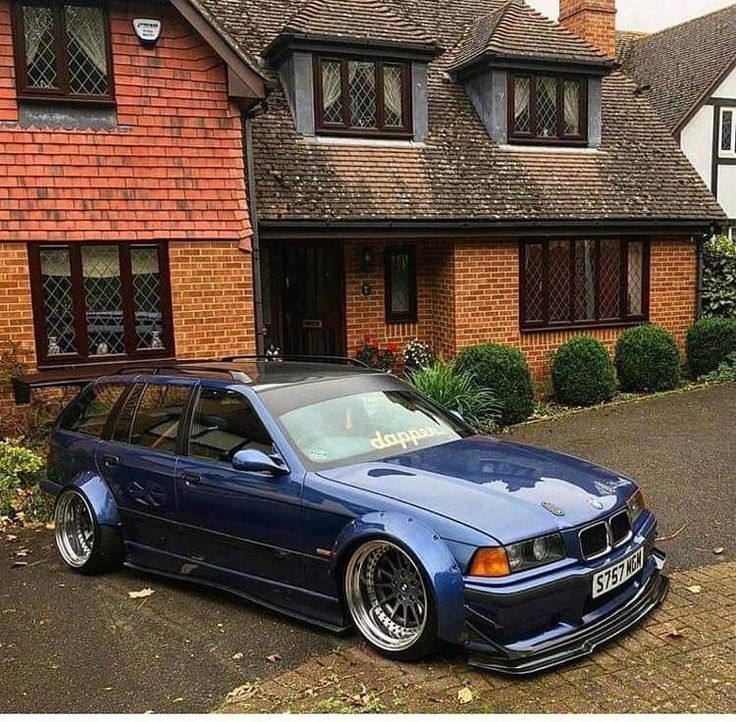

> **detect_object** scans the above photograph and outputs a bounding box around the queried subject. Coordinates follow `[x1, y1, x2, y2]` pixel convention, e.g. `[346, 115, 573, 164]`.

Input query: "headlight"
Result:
[627, 489, 646, 524]
[469, 533, 565, 577]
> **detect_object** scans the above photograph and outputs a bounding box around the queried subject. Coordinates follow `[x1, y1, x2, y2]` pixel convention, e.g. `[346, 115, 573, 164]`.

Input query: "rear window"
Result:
[129, 384, 191, 454]
[58, 383, 126, 438]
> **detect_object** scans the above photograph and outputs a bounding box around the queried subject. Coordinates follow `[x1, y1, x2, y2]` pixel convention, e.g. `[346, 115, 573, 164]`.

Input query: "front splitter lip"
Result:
[466, 549, 669, 676]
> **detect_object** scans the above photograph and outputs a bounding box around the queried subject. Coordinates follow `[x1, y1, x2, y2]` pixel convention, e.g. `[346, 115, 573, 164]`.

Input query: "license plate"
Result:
[592, 547, 645, 599]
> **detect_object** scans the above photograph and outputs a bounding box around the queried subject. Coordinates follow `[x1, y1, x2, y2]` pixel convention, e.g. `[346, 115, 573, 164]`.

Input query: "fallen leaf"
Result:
[12, 561, 27, 568]
[685, 585, 702, 594]
[172, 698, 184, 703]
[665, 626, 685, 639]
[103, 687, 112, 691]
[15, 550, 29, 557]
[127, 588, 155, 600]
[6, 535, 19, 543]
[266, 653, 282, 663]
[232, 652, 243, 660]
[713, 547, 724, 555]
[457, 687, 474, 704]
[226, 683, 258, 702]
[45, 522, 55, 531]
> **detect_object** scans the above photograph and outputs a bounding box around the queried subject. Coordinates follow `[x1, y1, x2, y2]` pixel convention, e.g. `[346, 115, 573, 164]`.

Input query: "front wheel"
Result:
[54, 488, 124, 575]
[344, 539, 438, 662]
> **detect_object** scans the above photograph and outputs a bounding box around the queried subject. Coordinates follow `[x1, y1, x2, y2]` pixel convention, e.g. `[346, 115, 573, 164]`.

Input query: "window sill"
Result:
[521, 319, 647, 334]
[19, 93, 116, 107]
[304, 135, 424, 148]
[500, 143, 602, 154]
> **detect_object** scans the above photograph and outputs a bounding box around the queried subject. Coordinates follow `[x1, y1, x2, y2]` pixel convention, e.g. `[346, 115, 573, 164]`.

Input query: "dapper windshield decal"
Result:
[370, 426, 444, 451]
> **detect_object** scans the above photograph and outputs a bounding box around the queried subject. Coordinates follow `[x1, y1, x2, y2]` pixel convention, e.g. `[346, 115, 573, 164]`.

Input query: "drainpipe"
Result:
[243, 104, 267, 355]
[696, 235, 704, 320]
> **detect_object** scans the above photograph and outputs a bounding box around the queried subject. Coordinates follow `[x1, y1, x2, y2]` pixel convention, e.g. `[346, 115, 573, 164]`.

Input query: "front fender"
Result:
[331, 511, 466, 644]
[63, 472, 121, 527]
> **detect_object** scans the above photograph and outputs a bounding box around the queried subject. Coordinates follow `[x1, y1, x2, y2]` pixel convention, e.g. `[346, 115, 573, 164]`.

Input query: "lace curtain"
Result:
[66, 5, 108, 74]
[384, 66, 403, 126]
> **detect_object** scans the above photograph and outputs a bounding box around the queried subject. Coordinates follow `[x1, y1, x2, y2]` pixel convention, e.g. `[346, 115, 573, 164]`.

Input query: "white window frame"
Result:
[720, 107, 736, 158]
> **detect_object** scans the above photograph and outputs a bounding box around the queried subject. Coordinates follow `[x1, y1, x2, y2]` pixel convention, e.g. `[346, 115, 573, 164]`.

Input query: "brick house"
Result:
[1, 0, 727, 397]
[193, 0, 725, 380]
[619, 4, 736, 228]
[0, 0, 266, 389]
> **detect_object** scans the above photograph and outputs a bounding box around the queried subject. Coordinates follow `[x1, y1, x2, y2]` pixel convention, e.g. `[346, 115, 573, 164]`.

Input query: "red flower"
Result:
[364, 334, 373, 344]
[386, 342, 399, 353]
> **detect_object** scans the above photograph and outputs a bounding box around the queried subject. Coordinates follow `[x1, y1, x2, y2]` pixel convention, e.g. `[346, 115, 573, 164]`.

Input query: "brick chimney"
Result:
[559, 0, 617, 57]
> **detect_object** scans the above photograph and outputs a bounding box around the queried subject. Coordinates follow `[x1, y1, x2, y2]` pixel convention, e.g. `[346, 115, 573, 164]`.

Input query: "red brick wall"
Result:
[344, 240, 451, 356]
[351, 237, 697, 383]
[0, 0, 257, 376]
[169, 241, 255, 359]
[559, 0, 617, 57]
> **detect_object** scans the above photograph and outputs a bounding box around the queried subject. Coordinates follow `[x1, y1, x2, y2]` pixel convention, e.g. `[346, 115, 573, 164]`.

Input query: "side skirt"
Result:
[124, 542, 350, 634]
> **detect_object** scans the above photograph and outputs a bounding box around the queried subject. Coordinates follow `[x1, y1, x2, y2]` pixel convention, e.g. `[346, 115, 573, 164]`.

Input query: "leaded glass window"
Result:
[509, 74, 587, 144]
[721, 108, 735, 156]
[513, 76, 531, 134]
[13, 1, 113, 101]
[521, 240, 648, 328]
[315, 56, 411, 136]
[30, 244, 172, 365]
[385, 247, 417, 323]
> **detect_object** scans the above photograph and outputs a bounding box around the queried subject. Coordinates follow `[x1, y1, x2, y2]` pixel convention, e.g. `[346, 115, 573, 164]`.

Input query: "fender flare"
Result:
[330, 511, 466, 644]
[61, 472, 121, 527]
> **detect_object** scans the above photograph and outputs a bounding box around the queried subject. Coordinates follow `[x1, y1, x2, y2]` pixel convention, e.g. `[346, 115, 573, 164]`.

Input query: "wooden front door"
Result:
[267, 241, 345, 357]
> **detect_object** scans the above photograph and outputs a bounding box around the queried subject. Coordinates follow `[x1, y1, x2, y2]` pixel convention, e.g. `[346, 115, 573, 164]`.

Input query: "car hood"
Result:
[317, 436, 636, 544]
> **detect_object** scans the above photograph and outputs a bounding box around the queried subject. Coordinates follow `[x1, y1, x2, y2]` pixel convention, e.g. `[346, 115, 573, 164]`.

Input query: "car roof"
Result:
[107, 359, 383, 391]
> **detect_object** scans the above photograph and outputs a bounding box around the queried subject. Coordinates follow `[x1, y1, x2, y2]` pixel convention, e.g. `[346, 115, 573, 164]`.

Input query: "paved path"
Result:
[1, 384, 734, 712]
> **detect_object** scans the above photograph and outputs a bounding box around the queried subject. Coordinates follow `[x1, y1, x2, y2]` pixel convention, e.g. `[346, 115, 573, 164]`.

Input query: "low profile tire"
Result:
[344, 539, 438, 662]
[54, 488, 124, 575]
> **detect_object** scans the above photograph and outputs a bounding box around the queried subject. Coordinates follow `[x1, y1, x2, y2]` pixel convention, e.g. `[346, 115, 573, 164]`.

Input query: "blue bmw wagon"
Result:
[44, 358, 668, 674]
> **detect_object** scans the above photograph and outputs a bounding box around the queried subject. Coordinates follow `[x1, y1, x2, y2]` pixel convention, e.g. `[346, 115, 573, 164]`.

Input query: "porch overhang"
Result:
[258, 217, 720, 241]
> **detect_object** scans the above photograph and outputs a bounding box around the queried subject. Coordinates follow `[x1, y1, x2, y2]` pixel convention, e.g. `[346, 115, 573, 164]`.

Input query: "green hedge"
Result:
[686, 317, 736, 379]
[616, 325, 680, 392]
[551, 337, 616, 406]
[702, 235, 736, 319]
[455, 344, 534, 425]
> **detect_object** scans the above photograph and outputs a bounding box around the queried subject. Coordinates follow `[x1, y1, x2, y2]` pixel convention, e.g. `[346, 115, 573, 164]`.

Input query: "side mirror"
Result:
[232, 449, 289, 476]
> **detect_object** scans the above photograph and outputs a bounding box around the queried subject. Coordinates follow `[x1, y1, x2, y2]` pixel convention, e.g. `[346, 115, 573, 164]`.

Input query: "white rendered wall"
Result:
[680, 104, 713, 187]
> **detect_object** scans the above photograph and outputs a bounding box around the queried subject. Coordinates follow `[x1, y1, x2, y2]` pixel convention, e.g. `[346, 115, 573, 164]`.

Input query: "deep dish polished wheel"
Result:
[55, 489, 95, 568]
[53, 489, 124, 575]
[344, 540, 437, 659]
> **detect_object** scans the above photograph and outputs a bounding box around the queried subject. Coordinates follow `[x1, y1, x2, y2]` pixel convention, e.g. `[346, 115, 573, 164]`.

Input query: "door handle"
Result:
[180, 472, 201, 485]
[103, 454, 119, 467]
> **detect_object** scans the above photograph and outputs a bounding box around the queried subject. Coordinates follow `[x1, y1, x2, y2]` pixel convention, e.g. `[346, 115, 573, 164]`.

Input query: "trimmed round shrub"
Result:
[455, 344, 534, 425]
[551, 337, 615, 407]
[615, 325, 680, 392]
[686, 317, 736, 379]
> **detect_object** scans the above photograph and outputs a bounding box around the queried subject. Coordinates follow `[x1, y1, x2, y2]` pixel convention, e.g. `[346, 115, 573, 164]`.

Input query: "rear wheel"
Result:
[344, 539, 438, 661]
[54, 489, 124, 575]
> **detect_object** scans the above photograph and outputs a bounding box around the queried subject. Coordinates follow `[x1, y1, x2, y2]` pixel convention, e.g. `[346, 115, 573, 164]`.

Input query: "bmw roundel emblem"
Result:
[588, 498, 604, 510]
[541, 501, 565, 517]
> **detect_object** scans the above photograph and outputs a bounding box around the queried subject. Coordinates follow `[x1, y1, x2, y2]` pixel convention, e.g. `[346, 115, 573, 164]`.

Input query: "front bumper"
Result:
[464, 535, 668, 675]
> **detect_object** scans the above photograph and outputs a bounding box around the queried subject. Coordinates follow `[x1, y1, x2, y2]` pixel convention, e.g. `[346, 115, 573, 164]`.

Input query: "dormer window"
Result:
[314, 56, 412, 137]
[508, 74, 587, 145]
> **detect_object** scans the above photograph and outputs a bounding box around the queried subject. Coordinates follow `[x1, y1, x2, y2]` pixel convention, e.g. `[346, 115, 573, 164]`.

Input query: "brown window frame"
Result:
[508, 73, 588, 146]
[313, 55, 413, 138]
[384, 246, 418, 323]
[11, 0, 115, 105]
[519, 238, 650, 331]
[28, 242, 175, 367]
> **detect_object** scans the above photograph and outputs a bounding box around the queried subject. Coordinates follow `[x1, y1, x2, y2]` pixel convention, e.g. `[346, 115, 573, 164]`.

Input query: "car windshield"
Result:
[272, 388, 470, 469]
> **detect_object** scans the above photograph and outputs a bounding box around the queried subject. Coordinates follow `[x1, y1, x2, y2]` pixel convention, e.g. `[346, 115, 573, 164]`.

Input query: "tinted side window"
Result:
[59, 383, 126, 437]
[129, 384, 191, 454]
[189, 388, 273, 464]
[111, 383, 145, 444]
